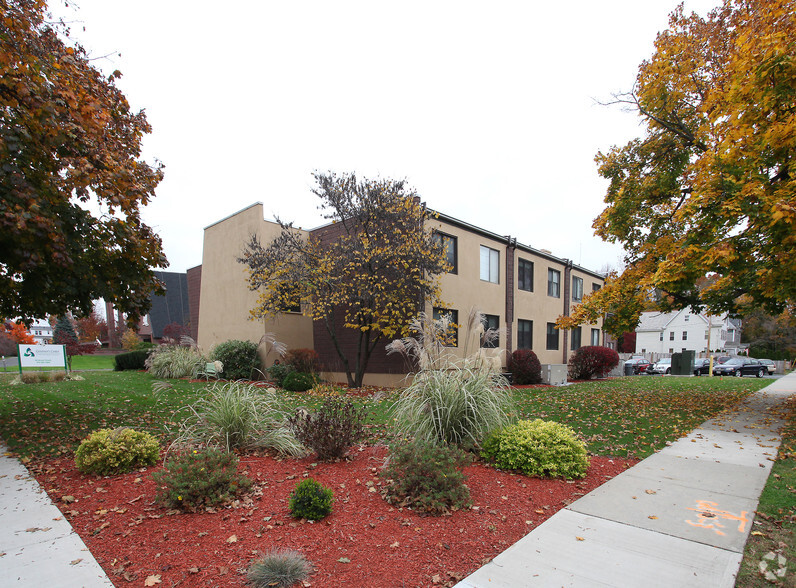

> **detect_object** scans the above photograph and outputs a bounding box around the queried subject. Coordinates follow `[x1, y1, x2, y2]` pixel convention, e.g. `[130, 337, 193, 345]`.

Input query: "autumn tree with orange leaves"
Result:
[559, 0, 795, 336]
[239, 172, 450, 387]
[0, 0, 167, 324]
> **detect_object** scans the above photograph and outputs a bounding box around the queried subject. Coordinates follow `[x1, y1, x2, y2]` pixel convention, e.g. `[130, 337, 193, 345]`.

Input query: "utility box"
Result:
[671, 351, 696, 376]
[541, 364, 568, 386]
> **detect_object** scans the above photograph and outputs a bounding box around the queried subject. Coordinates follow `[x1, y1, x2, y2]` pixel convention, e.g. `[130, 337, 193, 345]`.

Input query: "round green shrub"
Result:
[210, 339, 261, 380]
[267, 362, 294, 387]
[282, 371, 316, 392]
[75, 427, 159, 476]
[482, 419, 589, 479]
[288, 478, 333, 520]
[152, 448, 252, 511]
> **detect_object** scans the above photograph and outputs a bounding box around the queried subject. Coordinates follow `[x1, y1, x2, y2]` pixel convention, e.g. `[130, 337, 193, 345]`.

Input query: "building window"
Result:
[433, 307, 459, 347]
[591, 328, 600, 346]
[684, 315, 690, 322]
[277, 283, 302, 313]
[546, 323, 559, 350]
[480, 246, 499, 284]
[433, 232, 457, 274]
[517, 319, 533, 349]
[659, 332, 664, 341]
[547, 269, 560, 298]
[592, 283, 601, 292]
[705, 331, 709, 340]
[682, 331, 687, 340]
[481, 314, 500, 348]
[572, 277, 583, 302]
[518, 258, 534, 292]
[669, 332, 675, 341]
[570, 327, 581, 350]
[669, 348, 674, 353]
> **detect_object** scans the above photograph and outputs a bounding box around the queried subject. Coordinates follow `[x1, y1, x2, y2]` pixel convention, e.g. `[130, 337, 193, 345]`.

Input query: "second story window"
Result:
[572, 276, 583, 302]
[518, 258, 534, 292]
[547, 269, 560, 298]
[480, 246, 499, 284]
[433, 232, 457, 274]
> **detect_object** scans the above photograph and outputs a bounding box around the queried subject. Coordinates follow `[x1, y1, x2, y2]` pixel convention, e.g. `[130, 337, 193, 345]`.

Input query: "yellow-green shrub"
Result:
[481, 419, 589, 479]
[75, 427, 159, 476]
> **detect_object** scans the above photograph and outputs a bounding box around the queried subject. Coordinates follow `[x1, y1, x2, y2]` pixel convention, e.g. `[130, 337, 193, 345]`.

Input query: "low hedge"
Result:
[114, 350, 150, 371]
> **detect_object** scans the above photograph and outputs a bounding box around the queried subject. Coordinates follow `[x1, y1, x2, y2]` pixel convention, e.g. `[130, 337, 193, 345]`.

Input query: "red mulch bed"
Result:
[31, 447, 636, 588]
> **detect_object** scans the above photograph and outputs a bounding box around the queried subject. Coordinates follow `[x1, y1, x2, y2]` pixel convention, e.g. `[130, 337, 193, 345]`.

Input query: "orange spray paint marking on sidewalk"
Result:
[685, 500, 749, 536]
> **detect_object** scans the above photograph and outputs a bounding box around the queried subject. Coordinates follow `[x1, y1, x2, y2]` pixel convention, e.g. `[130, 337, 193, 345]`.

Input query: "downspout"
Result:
[562, 259, 573, 364]
[505, 236, 516, 362]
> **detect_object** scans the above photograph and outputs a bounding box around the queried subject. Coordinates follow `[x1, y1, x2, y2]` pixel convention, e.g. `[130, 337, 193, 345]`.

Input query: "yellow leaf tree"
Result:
[560, 0, 796, 335]
[238, 171, 450, 387]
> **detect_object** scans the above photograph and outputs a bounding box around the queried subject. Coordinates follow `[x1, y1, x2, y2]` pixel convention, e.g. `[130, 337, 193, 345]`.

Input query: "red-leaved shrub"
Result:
[284, 348, 320, 374]
[509, 349, 542, 385]
[568, 346, 619, 380]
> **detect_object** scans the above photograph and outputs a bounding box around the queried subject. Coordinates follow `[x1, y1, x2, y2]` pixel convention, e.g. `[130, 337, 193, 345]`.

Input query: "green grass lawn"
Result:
[0, 371, 769, 462]
[70, 354, 117, 370]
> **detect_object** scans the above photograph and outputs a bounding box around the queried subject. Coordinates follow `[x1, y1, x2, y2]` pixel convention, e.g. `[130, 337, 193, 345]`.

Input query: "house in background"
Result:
[27, 318, 53, 344]
[634, 308, 742, 356]
[191, 202, 607, 386]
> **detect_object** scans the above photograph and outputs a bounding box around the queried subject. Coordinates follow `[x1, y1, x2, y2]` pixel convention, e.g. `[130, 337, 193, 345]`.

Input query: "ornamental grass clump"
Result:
[288, 478, 334, 520]
[381, 440, 472, 515]
[481, 419, 589, 479]
[145, 344, 207, 379]
[287, 397, 366, 461]
[75, 427, 159, 476]
[387, 308, 516, 448]
[247, 549, 313, 588]
[152, 448, 252, 511]
[168, 381, 303, 456]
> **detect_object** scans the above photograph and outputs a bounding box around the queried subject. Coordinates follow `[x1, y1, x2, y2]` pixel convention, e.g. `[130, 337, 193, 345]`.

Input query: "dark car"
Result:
[712, 357, 767, 378]
[693, 358, 712, 376]
[625, 357, 652, 374]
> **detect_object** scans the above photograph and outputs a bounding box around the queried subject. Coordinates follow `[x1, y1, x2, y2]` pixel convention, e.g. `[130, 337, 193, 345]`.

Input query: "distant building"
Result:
[147, 271, 192, 341]
[27, 318, 53, 344]
[635, 308, 741, 356]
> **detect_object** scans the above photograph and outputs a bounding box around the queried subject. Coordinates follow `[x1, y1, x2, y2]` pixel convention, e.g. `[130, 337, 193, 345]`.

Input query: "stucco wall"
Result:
[196, 203, 314, 361]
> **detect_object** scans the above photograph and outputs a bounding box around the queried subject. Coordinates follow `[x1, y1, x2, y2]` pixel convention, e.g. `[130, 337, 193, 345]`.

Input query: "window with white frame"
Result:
[572, 276, 583, 302]
[591, 328, 600, 346]
[547, 269, 560, 298]
[479, 246, 499, 284]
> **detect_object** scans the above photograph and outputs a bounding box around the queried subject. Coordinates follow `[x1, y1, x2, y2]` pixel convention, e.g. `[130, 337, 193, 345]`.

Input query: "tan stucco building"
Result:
[195, 202, 606, 386]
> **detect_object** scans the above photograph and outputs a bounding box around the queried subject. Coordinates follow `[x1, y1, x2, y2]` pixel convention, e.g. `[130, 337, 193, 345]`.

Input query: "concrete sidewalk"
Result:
[0, 444, 113, 587]
[457, 373, 795, 587]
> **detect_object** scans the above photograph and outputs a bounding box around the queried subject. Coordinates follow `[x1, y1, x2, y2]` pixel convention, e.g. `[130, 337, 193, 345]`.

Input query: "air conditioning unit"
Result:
[542, 364, 568, 386]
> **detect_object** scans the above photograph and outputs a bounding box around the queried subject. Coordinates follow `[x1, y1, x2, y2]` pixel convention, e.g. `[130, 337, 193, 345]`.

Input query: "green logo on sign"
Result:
[24, 348, 35, 357]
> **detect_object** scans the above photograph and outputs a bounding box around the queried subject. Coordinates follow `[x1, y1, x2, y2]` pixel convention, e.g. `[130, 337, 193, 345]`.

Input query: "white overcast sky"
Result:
[54, 0, 721, 275]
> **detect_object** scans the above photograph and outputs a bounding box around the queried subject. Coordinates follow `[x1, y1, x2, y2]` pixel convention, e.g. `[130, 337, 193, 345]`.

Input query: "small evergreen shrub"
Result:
[282, 371, 316, 392]
[567, 345, 620, 380]
[381, 440, 472, 515]
[247, 549, 313, 588]
[283, 348, 320, 374]
[114, 350, 151, 371]
[210, 339, 261, 380]
[288, 478, 333, 520]
[287, 397, 365, 461]
[152, 448, 252, 511]
[481, 419, 589, 479]
[508, 349, 542, 385]
[267, 362, 295, 387]
[75, 427, 159, 476]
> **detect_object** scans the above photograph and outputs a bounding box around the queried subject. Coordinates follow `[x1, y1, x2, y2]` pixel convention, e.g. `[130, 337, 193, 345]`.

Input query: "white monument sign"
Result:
[18, 345, 67, 369]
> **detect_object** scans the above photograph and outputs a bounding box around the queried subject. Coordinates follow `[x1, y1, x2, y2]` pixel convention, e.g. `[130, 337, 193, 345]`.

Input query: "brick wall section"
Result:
[187, 265, 202, 342]
[309, 223, 408, 379]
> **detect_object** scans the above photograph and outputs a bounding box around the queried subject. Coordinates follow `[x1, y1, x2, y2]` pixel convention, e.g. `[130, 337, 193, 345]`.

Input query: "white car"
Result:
[650, 358, 672, 375]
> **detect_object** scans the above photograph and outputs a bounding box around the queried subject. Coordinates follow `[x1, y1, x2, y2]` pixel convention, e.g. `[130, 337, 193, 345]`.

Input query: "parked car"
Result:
[712, 357, 767, 378]
[758, 359, 776, 375]
[715, 356, 731, 365]
[649, 358, 672, 375]
[624, 357, 652, 375]
[693, 358, 712, 376]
